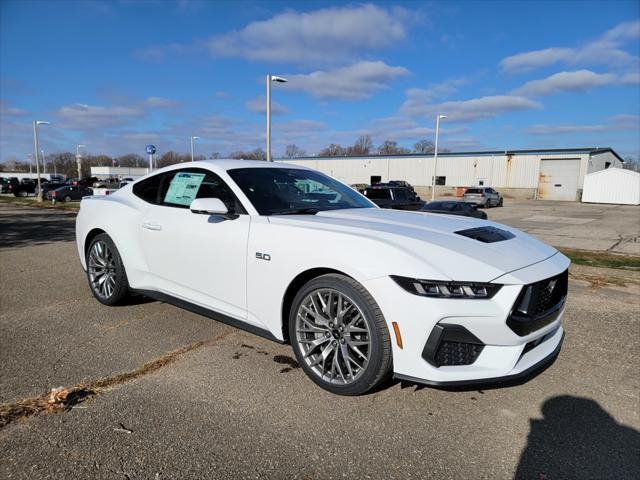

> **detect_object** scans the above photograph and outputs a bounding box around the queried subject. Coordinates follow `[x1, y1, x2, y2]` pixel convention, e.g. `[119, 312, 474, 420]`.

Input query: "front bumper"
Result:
[362, 252, 569, 385]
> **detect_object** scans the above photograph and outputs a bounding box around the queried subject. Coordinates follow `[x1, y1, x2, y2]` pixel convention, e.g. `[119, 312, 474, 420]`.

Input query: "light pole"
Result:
[76, 144, 86, 181]
[190, 136, 200, 162]
[266, 74, 288, 162]
[431, 114, 447, 201]
[33, 120, 50, 202]
[41, 149, 45, 174]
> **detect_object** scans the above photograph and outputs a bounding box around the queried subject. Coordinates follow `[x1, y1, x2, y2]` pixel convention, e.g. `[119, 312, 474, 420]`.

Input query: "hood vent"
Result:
[454, 226, 515, 243]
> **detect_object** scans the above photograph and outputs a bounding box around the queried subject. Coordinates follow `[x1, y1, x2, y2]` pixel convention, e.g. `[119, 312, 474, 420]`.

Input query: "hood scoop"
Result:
[454, 226, 515, 243]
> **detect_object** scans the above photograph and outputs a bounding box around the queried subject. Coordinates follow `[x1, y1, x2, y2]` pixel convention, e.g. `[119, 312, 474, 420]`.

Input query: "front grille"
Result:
[534, 271, 568, 315]
[507, 270, 568, 336]
[435, 341, 484, 367]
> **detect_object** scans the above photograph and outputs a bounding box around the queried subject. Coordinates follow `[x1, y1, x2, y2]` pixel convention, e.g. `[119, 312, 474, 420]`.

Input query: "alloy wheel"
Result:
[88, 241, 117, 299]
[295, 288, 371, 385]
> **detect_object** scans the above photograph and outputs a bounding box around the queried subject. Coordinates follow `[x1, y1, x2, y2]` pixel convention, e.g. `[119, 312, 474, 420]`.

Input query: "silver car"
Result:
[462, 187, 503, 207]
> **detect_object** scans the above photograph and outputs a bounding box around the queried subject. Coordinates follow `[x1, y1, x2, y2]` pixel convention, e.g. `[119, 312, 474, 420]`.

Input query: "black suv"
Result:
[363, 185, 424, 211]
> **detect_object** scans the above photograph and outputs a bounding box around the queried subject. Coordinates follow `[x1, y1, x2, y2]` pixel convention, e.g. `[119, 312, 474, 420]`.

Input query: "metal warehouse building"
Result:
[282, 147, 624, 201]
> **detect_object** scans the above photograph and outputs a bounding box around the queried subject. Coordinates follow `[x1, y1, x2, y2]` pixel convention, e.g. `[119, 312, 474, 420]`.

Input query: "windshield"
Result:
[465, 188, 483, 194]
[227, 167, 375, 215]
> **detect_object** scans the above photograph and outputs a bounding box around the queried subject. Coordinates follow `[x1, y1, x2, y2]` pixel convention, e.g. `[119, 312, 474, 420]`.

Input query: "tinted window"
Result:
[133, 173, 164, 204]
[465, 188, 483, 194]
[228, 167, 374, 215]
[394, 189, 409, 201]
[365, 188, 392, 200]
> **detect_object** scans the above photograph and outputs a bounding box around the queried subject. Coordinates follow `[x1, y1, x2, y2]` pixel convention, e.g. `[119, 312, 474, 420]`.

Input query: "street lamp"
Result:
[33, 120, 50, 202]
[41, 149, 45, 174]
[190, 136, 200, 162]
[266, 74, 288, 162]
[76, 144, 86, 180]
[431, 114, 447, 201]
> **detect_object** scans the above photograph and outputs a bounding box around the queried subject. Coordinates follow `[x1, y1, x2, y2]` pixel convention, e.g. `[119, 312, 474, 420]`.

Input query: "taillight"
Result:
[52, 191, 57, 197]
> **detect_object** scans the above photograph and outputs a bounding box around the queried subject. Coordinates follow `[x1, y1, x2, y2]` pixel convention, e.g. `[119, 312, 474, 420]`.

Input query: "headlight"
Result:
[391, 275, 501, 299]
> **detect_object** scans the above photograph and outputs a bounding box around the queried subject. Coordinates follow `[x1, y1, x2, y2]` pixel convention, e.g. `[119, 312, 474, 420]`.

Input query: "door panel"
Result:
[140, 205, 251, 321]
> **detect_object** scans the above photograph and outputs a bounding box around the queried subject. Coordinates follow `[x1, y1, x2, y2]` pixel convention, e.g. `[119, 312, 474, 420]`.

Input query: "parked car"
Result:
[387, 180, 415, 192]
[462, 187, 503, 207]
[67, 177, 99, 188]
[76, 160, 568, 395]
[47, 185, 93, 202]
[9, 179, 36, 197]
[119, 177, 134, 188]
[422, 201, 488, 219]
[0, 177, 11, 193]
[350, 183, 368, 193]
[36, 182, 66, 196]
[363, 185, 424, 210]
[93, 178, 120, 189]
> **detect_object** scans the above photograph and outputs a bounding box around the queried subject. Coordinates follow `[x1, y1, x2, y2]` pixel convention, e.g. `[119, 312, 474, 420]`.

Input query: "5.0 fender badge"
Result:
[256, 252, 271, 261]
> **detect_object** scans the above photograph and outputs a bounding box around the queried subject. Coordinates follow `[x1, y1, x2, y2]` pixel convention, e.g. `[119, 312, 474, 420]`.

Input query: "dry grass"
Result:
[560, 248, 640, 271]
[0, 333, 232, 430]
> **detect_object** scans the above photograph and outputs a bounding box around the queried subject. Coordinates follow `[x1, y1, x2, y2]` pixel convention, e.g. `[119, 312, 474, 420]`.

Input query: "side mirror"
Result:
[190, 198, 230, 216]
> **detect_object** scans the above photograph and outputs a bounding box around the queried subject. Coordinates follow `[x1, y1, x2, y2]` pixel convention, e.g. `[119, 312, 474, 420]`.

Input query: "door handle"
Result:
[142, 221, 162, 231]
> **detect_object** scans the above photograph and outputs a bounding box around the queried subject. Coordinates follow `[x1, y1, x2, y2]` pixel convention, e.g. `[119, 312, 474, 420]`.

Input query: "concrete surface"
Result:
[482, 200, 640, 256]
[1, 204, 639, 479]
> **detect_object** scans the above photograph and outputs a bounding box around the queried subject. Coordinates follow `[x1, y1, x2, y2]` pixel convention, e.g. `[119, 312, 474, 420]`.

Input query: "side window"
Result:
[133, 172, 165, 204]
[394, 189, 409, 201]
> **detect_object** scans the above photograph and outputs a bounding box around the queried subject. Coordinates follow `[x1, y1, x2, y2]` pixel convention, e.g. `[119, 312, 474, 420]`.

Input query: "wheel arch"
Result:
[84, 228, 106, 258]
[281, 267, 352, 343]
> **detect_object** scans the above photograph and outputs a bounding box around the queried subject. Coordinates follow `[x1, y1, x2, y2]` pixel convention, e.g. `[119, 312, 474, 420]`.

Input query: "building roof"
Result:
[284, 147, 624, 163]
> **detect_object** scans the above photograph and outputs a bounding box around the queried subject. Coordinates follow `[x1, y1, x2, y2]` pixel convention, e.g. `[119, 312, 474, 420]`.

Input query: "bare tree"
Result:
[318, 144, 346, 156]
[347, 134, 373, 156]
[285, 144, 306, 158]
[377, 140, 410, 155]
[413, 139, 435, 153]
[622, 156, 640, 172]
[210, 152, 221, 159]
[229, 148, 267, 161]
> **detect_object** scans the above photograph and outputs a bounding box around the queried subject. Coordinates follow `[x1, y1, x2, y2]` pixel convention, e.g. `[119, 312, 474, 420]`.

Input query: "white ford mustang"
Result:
[76, 160, 568, 395]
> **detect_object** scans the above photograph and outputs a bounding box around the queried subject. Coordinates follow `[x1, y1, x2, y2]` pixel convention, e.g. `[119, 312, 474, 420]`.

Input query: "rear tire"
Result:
[498, 198, 504, 207]
[64, 195, 72, 202]
[86, 233, 130, 306]
[289, 274, 392, 396]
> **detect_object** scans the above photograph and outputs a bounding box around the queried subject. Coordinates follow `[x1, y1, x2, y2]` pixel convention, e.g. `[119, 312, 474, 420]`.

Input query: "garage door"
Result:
[538, 159, 580, 201]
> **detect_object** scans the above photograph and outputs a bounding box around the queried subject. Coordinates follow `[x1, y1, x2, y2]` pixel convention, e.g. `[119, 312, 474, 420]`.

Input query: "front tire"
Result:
[289, 274, 392, 395]
[498, 198, 504, 207]
[86, 233, 130, 306]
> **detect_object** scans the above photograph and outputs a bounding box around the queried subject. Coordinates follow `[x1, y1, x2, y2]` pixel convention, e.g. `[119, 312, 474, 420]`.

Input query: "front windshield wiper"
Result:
[271, 207, 321, 215]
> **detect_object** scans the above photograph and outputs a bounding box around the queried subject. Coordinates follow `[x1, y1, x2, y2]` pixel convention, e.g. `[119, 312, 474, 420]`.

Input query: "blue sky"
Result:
[1, 0, 639, 162]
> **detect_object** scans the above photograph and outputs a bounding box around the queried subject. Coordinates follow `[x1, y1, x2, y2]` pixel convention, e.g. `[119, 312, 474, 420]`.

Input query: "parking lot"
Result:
[0, 202, 639, 479]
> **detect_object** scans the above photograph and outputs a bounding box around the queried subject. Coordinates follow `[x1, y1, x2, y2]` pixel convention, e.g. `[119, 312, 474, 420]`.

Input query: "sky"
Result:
[1, 0, 639, 163]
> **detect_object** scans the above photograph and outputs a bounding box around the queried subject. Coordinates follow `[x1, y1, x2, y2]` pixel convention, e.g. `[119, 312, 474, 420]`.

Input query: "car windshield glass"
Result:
[227, 167, 375, 216]
[465, 188, 483, 194]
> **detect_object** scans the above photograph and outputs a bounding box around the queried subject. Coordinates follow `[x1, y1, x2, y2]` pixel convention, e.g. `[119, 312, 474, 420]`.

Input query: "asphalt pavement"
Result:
[0, 203, 638, 479]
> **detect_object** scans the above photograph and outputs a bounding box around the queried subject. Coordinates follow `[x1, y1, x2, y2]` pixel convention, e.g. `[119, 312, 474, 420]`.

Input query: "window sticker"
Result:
[164, 172, 206, 206]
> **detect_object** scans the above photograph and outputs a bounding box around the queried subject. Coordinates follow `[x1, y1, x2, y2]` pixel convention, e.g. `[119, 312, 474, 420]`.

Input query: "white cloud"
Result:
[206, 4, 406, 64]
[526, 114, 640, 135]
[500, 20, 640, 73]
[145, 96, 180, 108]
[401, 93, 540, 122]
[56, 103, 144, 129]
[621, 72, 640, 84]
[245, 96, 289, 115]
[281, 61, 409, 100]
[511, 70, 617, 97]
[0, 105, 27, 116]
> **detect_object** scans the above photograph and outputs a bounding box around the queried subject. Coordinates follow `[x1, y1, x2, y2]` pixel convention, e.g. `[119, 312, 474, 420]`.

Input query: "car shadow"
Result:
[515, 395, 640, 479]
[0, 207, 76, 248]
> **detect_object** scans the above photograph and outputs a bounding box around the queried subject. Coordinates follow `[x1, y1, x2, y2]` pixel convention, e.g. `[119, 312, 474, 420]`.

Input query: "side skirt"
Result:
[131, 288, 284, 344]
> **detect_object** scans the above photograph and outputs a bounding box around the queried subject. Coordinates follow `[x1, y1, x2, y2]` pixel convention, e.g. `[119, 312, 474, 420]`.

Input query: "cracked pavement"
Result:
[1, 203, 639, 479]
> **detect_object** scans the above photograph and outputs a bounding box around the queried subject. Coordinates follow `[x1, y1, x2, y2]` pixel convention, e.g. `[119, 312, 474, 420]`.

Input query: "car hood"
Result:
[268, 208, 557, 282]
